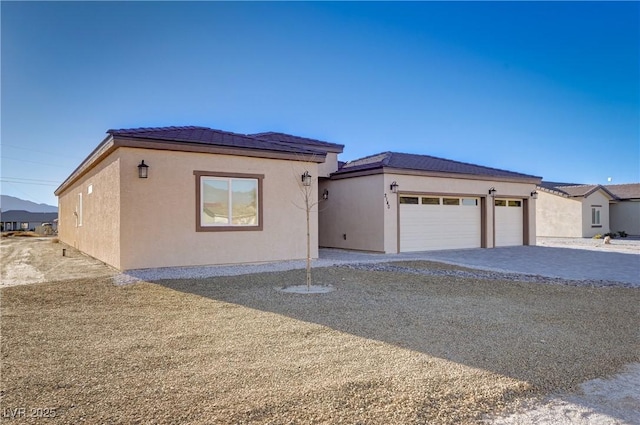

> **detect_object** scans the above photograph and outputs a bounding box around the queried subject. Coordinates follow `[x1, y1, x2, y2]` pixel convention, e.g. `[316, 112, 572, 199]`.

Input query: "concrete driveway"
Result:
[319, 244, 640, 286]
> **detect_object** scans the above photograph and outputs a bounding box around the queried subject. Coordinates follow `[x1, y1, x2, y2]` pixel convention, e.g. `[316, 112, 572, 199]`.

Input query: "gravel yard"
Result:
[1, 238, 639, 424]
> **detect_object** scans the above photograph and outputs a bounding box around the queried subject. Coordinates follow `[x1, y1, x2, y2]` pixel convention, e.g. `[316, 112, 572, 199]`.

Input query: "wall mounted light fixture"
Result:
[530, 190, 538, 199]
[301, 171, 312, 187]
[390, 181, 399, 193]
[138, 160, 149, 178]
[488, 187, 497, 197]
[322, 189, 329, 200]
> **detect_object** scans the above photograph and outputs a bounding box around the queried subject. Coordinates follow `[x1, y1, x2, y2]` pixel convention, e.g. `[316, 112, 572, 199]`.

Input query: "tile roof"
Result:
[539, 181, 619, 199]
[604, 183, 640, 200]
[334, 151, 541, 180]
[1, 210, 58, 222]
[251, 132, 344, 153]
[107, 126, 325, 156]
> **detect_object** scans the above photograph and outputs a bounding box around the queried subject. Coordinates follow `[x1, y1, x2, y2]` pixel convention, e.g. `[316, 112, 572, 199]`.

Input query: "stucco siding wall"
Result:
[57, 151, 122, 269]
[536, 192, 582, 237]
[318, 174, 385, 252]
[118, 148, 318, 270]
[581, 191, 610, 237]
[610, 201, 640, 236]
[318, 152, 339, 177]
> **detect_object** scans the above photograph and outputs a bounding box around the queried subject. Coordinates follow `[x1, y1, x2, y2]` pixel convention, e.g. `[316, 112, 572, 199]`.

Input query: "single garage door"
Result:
[495, 199, 523, 246]
[400, 195, 481, 252]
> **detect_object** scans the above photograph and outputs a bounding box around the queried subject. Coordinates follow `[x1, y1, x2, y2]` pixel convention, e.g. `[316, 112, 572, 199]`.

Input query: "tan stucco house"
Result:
[536, 182, 640, 238]
[318, 152, 541, 253]
[55, 126, 343, 270]
[607, 184, 640, 236]
[57, 125, 543, 271]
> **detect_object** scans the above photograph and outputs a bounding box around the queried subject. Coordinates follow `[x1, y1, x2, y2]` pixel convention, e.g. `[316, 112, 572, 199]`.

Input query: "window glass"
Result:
[461, 198, 478, 206]
[202, 178, 229, 225]
[421, 197, 440, 205]
[399, 196, 419, 204]
[494, 199, 507, 207]
[231, 179, 258, 225]
[591, 207, 601, 226]
[443, 198, 460, 205]
[201, 177, 258, 227]
[508, 200, 522, 207]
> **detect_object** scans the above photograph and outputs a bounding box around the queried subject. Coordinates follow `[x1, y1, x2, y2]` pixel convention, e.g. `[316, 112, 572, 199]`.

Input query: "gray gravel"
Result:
[114, 244, 639, 288]
[339, 263, 636, 288]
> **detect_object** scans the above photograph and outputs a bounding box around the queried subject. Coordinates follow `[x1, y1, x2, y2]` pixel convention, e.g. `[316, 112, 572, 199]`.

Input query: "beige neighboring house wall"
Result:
[58, 150, 122, 269]
[610, 201, 640, 236]
[581, 190, 610, 237]
[535, 191, 582, 237]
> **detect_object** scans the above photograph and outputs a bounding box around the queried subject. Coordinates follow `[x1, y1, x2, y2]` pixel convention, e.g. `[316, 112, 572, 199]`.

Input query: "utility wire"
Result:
[1, 156, 71, 169]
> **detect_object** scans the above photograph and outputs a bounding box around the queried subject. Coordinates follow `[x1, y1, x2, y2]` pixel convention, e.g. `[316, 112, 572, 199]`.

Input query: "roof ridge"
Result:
[389, 151, 540, 179]
[345, 151, 391, 163]
[108, 125, 208, 134]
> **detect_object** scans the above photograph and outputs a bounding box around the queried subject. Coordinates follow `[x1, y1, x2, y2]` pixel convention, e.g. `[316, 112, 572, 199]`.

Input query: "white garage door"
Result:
[495, 199, 523, 246]
[400, 196, 481, 252]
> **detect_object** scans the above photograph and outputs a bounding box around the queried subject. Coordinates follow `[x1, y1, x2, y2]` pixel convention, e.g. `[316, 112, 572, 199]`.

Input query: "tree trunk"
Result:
[306, 191, 311, 291]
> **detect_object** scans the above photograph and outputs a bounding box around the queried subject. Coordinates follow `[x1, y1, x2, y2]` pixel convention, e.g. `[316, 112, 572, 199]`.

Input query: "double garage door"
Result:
[399, 195, 523, 252]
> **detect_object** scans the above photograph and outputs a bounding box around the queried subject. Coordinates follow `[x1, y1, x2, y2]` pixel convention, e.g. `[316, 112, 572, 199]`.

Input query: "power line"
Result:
[1, 156, 71, 169]
[2, 176, 61, 183]
[0, 179, 59, 187]
[0, 143, 84, 160]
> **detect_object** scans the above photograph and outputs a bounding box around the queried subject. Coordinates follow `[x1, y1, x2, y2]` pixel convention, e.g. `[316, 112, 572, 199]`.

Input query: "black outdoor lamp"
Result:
[390, 181, 399, 193]
[301, 171, 312, 186]
[488, 187, 497, 197]
[138, 160, 149, 179]
[322, 189, 329, 200]
[530, 190, 538, 199]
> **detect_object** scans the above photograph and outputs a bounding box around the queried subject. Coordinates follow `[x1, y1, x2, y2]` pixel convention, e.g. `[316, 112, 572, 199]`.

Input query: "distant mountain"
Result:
[0, 195, 58, 213]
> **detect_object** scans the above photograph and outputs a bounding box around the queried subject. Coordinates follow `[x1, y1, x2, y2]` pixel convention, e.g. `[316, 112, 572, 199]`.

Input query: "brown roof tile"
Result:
[250, 132, 344, 153]
[108, 126, 325, 156]
[604, 183, 640, 200]
[335, 151, 540, 180]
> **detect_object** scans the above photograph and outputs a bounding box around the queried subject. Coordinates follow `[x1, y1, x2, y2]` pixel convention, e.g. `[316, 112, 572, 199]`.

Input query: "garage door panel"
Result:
[495, 200, 523, 247]
[400, 198, 481, 252]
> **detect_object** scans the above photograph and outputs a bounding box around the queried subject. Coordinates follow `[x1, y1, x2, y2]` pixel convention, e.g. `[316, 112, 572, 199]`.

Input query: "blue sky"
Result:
[2, 1, 638, 207]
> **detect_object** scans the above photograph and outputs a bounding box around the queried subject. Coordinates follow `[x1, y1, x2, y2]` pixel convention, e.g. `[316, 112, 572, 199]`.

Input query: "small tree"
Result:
[300, 170, 315, 291]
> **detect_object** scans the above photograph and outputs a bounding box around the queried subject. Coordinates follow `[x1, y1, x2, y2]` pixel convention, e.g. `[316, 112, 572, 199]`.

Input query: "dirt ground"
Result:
[0, 237, 117, 287]
[1, 238, 639, 424]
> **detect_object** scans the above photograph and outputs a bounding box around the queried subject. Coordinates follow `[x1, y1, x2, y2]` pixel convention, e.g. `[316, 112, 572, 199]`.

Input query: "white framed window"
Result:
[591, 206, 601, 227]
[77, 193, 83, 227]
[194, 171, 263, 232]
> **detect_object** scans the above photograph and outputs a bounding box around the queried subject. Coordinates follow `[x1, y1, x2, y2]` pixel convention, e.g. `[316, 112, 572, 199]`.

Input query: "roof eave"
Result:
[55, 135, 326, 196]
[332, 165, 541, 183]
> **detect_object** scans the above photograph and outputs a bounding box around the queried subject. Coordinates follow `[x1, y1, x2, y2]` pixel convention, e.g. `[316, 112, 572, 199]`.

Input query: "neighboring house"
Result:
[54, 126, 343, 271]
[56, 126, 542, 271]
[318, 152, 541, 253]
[0, 210, 58, 232]
[606, 183, 640, 236]
[536, 181, 640, 238]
